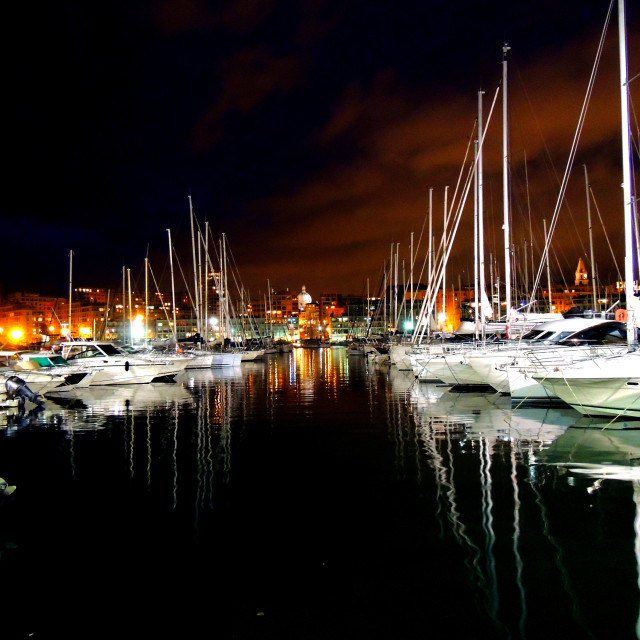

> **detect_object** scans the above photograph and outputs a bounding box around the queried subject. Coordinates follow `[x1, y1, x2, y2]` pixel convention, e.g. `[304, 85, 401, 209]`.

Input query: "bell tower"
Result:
[575, 258, 588, 287]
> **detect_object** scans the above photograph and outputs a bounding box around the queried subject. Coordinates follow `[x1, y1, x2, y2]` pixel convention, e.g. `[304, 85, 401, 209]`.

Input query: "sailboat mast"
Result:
[502, 43, 512, 318]
[543, 219, 552, 311]
[267, 278, 272, 337]
[122, 266, 126, 344]
[618, 0, 636, 346]
[442, 186, 448, 325]
[68, 250, 73, 339]
[198, 230, 203, 336]
[222, 233, 229, 339]
[367, 277, 370, 333]
[410, 231, 414, 331]
[474, 136, 479, 339]
[583, 165, 598, 314]
[395, 242, 399, 330]
[188, 195, 200, 336]
[391, 244, 396, 330]
[204, 221, 209, 343]
[145, 257, 149, 347]
[127, 268, 133, 344]
[167, 229, 178, 350]
[478, 89, 486, 338]
[428, 188, 433, 338]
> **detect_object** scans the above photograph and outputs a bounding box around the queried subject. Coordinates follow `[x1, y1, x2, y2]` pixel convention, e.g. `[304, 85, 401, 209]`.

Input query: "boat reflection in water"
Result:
[535, 424, 640, 639]
[403, 387, 581, 639]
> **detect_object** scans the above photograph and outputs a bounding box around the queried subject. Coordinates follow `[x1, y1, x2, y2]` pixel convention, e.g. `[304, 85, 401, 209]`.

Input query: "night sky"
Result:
[2, 0, 638, 301]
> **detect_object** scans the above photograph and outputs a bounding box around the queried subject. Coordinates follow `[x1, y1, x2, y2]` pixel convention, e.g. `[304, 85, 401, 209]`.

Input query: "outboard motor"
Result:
[5, 376, 44, 408]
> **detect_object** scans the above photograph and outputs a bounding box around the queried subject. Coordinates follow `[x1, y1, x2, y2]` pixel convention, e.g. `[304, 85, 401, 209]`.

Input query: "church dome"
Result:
[297, 285, 312, 310]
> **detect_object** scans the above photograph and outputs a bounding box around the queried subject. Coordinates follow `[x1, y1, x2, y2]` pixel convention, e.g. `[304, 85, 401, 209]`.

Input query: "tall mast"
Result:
[428, 188, 433, 338]
[389, 243, 393, 331]
[544, 219, 552, 311]
[502, 43, 512, 318]
[367, 277, 370, 333]
[618, 0, 636, 346]
[68, 250, 73, 339]
[583, 165, 598, 313]
[122, 266, 126, 344]
[442, 186, 448, 325]
[474, 136, 479, 339]
[395, 242, 399, 330]
[167, 229, 178, 350]
[188, 195, 200, 336]
[127, 268, 133, 344]
[198, 230, 203, 336]
[222, 233, 229, 339]
[144, 256, 149, 347]
[267, 278, 272, 337]
[478, 89, 486, 338]
[204, 221, 209, 343]
[410, 231, 414, 331]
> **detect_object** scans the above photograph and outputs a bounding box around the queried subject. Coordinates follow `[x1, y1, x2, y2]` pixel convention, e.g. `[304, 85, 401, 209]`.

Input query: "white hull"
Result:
[240, 349, 265, 361]
[211, 352, 242, 367]
[389, 344, 413, 370]
[534, 351, 640, 417]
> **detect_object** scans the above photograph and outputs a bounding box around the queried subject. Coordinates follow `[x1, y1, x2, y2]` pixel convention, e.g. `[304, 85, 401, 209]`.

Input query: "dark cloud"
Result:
[0, 0, 637, 301]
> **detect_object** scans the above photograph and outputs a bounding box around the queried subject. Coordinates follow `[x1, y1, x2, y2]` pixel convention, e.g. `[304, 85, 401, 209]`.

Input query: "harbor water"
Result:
[2, 347, 640, 639]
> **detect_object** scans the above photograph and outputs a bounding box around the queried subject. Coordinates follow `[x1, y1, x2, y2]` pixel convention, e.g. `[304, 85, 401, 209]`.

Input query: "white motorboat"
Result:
[57, 341, 184, 385]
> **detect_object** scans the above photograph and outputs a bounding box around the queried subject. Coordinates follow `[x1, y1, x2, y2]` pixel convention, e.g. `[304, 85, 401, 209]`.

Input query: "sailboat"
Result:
[533, 0, 640, 419]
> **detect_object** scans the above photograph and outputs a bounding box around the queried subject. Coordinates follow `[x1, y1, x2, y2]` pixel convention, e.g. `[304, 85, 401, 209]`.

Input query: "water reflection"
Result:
[536, 426, 640, 639]
[3, 352, 640, 639]
[405, 384, 629, 639]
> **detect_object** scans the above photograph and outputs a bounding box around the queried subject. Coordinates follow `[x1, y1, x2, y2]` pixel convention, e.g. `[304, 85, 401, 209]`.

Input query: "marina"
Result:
[0, 3, 638, 639]
[2, 348, 640, 639]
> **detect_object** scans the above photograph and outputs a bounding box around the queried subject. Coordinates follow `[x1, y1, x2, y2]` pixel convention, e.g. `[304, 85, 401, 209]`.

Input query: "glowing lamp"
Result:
[131, 316, 144, 341]
[9, 329, 23, 341]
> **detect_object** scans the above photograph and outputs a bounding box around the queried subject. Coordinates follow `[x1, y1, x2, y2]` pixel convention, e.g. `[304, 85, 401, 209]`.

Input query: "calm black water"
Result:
[1, 348, 640, 640]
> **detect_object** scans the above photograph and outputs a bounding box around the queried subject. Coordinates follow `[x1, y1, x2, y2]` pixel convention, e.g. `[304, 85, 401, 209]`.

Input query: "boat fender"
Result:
[615, 308, 628, 322]
[125, 361, 130, 371]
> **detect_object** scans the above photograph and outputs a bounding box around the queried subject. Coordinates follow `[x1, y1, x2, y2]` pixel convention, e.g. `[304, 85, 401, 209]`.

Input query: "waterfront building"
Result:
[0, 261, 631, 348]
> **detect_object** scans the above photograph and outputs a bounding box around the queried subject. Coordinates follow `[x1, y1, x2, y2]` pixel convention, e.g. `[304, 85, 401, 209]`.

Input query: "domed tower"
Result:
[297, 285, 312, 311]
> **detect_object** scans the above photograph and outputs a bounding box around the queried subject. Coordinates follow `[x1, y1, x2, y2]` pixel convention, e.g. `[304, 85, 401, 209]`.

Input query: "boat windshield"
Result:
[539, 331, 575, 344]
[557, 321, 627, 346]
[66, 345, 104, 360]
[98, 343, 125, 356]
[521, 329, 548, 341]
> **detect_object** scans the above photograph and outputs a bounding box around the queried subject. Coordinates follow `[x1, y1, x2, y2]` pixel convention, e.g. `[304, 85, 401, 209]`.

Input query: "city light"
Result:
[9, 328, 23, 341]
[132, 315, 144, 341]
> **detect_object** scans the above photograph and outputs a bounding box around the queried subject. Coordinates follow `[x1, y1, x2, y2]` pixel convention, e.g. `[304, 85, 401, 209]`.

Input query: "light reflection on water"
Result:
[1, 348, 640, 639]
